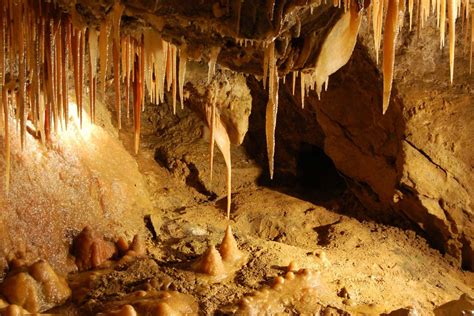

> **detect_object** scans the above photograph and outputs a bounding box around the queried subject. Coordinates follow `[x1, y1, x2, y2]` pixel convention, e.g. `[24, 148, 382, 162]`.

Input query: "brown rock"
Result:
[434, 293, 474, 316]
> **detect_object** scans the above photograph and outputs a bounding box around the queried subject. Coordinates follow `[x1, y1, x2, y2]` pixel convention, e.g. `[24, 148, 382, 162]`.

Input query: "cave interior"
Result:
[0, 0, 473, 315]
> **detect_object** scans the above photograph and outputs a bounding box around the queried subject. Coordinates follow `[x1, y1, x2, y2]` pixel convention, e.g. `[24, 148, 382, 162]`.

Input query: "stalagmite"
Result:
[193, 245, 225, 276]
[447, 0, 457, 83]
[219, 225, 242, 262]
[382, 0, 400, 114]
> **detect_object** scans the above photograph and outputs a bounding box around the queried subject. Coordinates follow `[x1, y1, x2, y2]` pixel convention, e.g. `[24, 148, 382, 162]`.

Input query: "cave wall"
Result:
[302, 17, 473, 269]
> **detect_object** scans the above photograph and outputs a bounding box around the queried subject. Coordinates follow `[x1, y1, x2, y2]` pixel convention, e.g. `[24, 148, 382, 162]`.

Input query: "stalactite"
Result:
[140, 36, 145, 111]
[208, 47, 220, 84]
[215, 114, 232, 219]
[374, 0, 384, 63]
[179, 48, 187, 109]
[61, 18, 69, 129]
[265, 42, 278, 180]
[441, 0, 447, 47]
[113, 40, 121, 127]
[471, 8, 474, 74]
[447, 0, 457, 83]
[125, 36, 131, 119]
[134, 44, 143, 155]
[79, 28, 85, 127]
[292, 71, 298, 95]
[382, 0, 400, 114]
[71, 29, 81, 126]
[235, 0, 242, 35]
[89, 28, 98, 123]
[112, 2, 124, 128]
[209, 88, 217, 185]
[263, 45, 270, 89]
[99, 20, 109, 96]
[300, 73, 305, 109]
[172, 45, 177, 114]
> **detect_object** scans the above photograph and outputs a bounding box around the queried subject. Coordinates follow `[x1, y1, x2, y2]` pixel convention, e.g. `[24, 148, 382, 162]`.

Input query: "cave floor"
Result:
[1, 100, 472, 315]
[85, 121, 473, 315]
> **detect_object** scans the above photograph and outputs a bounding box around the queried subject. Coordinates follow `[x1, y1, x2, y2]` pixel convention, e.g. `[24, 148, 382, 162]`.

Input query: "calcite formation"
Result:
[96, 290, 199, 316]
[234, 266, 322, 315]
[0, 260, 71, 313]
[73, 226, 117, 271]
[193, 225, 246, 279]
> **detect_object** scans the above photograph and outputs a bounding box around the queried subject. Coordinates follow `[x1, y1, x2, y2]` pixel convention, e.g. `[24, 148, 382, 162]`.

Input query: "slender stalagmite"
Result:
[382, 0, 400, 114]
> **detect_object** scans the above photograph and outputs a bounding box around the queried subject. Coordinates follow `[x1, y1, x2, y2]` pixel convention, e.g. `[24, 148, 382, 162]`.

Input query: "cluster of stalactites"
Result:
[0, 0, 188, 192]
[258, 0, 473, 179]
